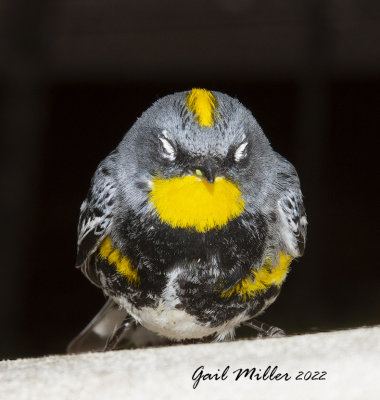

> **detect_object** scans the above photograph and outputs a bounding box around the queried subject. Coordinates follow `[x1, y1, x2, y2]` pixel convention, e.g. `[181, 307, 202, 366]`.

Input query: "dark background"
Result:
[0, 0, 379, 360]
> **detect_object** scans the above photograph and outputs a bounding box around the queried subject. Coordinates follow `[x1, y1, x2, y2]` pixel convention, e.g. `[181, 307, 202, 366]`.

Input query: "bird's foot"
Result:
[243, 319, 285, 338]
[103, 316, 134, 351]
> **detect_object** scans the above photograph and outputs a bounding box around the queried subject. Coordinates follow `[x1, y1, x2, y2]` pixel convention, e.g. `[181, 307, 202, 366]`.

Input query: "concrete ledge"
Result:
[1, 326, 379, 400]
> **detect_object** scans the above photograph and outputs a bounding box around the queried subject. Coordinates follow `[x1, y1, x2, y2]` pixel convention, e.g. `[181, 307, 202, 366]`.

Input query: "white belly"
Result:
[114, 295, 249, 341]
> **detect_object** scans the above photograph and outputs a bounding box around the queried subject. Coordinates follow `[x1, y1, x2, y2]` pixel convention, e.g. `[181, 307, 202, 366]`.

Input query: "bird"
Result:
[68, 88, 307, 353]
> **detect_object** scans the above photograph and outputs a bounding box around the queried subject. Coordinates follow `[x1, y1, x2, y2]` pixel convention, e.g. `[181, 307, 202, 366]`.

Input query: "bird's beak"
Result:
[194, 158, 217, 184]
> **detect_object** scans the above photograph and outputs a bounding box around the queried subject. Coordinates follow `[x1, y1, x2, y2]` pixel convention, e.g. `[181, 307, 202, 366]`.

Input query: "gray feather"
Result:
[275, 154, 307, 257]
[76, 151, 118, 285]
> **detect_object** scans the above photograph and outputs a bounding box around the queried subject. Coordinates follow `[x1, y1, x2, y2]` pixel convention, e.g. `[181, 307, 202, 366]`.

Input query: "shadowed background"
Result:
[0, 0, 379, 359]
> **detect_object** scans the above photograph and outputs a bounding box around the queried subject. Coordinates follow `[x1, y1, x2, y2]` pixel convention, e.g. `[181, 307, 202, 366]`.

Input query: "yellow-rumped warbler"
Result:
[68, 89, 307, 353]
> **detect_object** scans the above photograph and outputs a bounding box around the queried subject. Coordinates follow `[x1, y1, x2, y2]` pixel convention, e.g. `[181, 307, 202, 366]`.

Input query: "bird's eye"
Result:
[234, 141, 248, 162]
[159, 130, 176, 161]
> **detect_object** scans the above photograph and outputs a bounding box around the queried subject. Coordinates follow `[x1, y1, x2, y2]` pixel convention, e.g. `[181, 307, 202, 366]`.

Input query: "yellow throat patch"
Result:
[186, 88, 216, 127]
[98, 236, 140, 286]
[148, 175, 245, 232]
[221, 253, 292, 301]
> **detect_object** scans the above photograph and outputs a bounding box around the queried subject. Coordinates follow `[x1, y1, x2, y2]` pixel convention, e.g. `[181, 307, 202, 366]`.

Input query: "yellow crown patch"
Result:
[186, 88, 216, 127]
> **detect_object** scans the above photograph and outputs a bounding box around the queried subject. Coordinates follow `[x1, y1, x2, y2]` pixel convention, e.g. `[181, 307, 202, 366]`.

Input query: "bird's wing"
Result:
[76, 151, 118, 286]
[278, 188, 307, 257]
[275, 158, 307, 258]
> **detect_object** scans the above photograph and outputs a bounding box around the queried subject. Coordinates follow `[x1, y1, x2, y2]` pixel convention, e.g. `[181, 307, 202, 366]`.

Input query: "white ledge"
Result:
[1, 326, 379, 400]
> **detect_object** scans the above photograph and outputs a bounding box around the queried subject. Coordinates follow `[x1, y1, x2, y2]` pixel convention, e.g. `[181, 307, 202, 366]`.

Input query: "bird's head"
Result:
[119, 89, 275, 232]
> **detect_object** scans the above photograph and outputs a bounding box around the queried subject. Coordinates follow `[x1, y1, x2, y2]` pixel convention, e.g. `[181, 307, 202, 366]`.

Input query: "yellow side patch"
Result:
[186, 88, 216, 127]
[221, 253, 292, 301]
[148, 175, 245, 232]
[98, 236, 140, 286]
